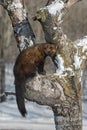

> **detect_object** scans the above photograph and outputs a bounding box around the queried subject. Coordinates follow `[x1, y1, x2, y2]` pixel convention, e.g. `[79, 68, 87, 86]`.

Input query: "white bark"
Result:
[0, 0, 35, 51]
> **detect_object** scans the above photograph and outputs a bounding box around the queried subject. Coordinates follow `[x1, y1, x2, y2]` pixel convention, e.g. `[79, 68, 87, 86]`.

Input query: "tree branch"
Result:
[5, 92, 16, 96]
[0, 0, 35, 51]
[25, 74, 66, 106]
[66, 0, 82, 8]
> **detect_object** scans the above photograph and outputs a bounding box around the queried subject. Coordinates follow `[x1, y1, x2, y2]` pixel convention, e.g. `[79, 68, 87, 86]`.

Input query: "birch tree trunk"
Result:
[0, 0, 35, 51]
[0, 0, 84, 130]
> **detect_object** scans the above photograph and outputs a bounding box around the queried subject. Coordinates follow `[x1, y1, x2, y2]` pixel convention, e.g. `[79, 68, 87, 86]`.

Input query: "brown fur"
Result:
[13, 43, 58, 116]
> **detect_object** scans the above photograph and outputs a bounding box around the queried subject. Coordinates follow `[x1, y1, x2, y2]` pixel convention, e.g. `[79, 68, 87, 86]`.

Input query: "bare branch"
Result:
[66, 0, 82, 8]
[5, 92, 16, 96]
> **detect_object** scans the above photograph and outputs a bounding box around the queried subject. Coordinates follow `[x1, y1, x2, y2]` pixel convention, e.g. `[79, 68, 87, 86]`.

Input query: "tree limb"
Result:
[0, 0, 35, 51]
[5, 92, 16, 96]
[66, 0, 82, 8]
[25, 74, 66, 106]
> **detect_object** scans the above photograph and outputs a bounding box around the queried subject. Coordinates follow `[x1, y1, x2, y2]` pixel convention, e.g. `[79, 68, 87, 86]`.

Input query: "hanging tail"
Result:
[15, 80, 27, 117]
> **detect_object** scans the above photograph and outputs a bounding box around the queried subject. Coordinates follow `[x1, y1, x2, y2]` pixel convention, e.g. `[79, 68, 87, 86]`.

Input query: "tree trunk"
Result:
[0, 52, 5, 102]
[32, 0, 83, 129]
[0, 59, 5, 102]
[0, 7, 6, 102]
[25, 74, 82, 130]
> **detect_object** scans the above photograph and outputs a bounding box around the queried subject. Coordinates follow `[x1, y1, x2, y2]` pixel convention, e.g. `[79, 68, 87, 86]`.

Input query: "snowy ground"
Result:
[0, 97, 55, 130]
[0, 63, 87, 130]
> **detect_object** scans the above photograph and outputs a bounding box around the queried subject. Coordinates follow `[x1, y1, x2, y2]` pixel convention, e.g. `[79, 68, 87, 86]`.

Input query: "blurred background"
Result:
[0, 0, 87, 129]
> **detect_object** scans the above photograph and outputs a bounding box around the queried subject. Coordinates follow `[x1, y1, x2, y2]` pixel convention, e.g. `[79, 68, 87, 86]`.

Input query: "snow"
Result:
[73, 36, 87, 70]
[53, 27, 57, 30]
[40, 0, 65, 23]
[0, 98, 55, 130]
[74, 51, 82, 69]
[55, 54, 64, 75]
[8, 2, 23, 10]
[47, 0, 64, 16]
[75, 36, 87, 53]
[54, 55, 74, 77]
[0, 63, 87, 129]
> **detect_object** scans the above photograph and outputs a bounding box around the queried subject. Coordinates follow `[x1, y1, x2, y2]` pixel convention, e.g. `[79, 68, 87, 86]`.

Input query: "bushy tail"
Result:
[15, 80, 27, 117]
